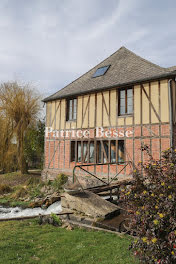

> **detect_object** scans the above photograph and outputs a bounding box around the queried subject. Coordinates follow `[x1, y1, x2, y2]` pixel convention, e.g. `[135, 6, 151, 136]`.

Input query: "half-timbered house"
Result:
[43, 47, 176, 181]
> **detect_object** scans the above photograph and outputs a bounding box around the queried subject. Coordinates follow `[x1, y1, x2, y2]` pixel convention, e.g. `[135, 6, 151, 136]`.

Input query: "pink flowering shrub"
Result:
[120, 147, 176, 264]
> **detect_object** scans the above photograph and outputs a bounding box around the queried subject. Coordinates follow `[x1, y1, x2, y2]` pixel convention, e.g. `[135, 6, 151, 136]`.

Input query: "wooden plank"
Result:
[77, 96, 83, 128]
[50, 101, 61, 128]
[160, 80, 169, 122]
[97, 93, 102, 127]
[82, 95, 90, 128]
[60, 100, 66, 129]
[134, 85, 141, 124]
[102, 92, 111, 126]
[142, 83, 149, 124]
[89, 94, 95, 127]
[110, 90, 116, 126]
[141, 84, 161, 123]
[86, 179, 135, 193]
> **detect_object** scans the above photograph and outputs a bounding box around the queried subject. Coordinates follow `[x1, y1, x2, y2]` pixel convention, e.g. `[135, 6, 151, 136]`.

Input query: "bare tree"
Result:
[0, 82, 41, 174]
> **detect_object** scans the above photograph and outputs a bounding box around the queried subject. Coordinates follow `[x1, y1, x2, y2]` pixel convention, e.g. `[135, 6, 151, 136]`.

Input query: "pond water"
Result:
[0, 201, 62, 219]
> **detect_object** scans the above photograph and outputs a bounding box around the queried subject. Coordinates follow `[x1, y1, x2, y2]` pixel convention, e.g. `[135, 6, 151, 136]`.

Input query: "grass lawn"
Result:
[0, 220, 138, 264]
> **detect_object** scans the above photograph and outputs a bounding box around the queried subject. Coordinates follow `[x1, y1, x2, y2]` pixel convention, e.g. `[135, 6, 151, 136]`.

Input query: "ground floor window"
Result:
[118, 140, 125, 163]
[97, 140, 124, 163]
[70, 141, 94, 163]
[70, 140, 125, 164]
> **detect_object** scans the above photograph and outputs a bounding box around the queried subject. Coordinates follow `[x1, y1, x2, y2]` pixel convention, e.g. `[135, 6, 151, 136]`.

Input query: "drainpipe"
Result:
[168, 79, 173, 148]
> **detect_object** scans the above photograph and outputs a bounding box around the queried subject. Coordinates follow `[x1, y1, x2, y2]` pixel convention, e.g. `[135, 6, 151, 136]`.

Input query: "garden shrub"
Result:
[120, 147, 176, 264]
[50, 213, 62, 226]
[52, 173, 68, 190]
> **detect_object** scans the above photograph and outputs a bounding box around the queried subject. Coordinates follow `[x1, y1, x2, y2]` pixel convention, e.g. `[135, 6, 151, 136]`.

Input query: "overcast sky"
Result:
[0, 0, 176, 99]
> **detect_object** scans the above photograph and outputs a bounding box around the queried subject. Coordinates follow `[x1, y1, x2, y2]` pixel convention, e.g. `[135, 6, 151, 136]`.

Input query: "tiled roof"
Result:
[44, 46, 176, 102]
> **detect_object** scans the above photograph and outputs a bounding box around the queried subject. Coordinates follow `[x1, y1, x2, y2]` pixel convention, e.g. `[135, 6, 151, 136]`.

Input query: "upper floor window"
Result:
[66, 98, 77, 121]
[119, 88, 133, 115]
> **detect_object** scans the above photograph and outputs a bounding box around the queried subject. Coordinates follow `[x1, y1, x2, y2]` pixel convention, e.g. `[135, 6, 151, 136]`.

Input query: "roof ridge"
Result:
[122, 46, 166, 71]
[166, 65, 176, 71]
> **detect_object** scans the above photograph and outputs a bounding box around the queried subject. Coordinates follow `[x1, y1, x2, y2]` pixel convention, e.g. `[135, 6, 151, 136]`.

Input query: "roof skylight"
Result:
[92, 65, 110, 78]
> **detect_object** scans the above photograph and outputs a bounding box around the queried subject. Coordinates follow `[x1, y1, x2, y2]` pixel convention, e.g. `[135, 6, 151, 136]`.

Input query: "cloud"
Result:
[0, 0, 175, 100]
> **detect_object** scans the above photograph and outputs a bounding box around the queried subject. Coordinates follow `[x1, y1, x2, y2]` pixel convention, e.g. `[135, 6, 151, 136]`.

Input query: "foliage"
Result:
[51, 173, 68, 190]
[120, 147, 176, 264]
[0, 220, 137, 264]
[0, 81, 41, 174]
[50, 213, 62, 226]
[24, 120, 45, 169]
[28, 184, 44, 199]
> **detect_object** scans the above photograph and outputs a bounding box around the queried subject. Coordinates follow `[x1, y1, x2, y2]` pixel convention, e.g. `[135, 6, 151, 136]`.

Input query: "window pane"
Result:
[66, 98, 77, 121]
[103, 141, 109, 163]
[127, 89, 133, 114]
[66, 100, 69, 121]
[77, 142, 82, 162]
[127, 104, 133, 114]
[89, 142, 94, 163]
[119, 88, 133, 115]
[111, 141, 116, 163]
[120, 90, 125, 99]
[73, 99, 77, 119]
[120, 97, 125, 115]
[127, 89, 132, 98]
[69, 100, 72, 120]
[120, 98, 125, 106]
[97, 141, 101, 163]
[127, 97, 132, 106]
[70, 141, 75, 162]
[118, 140, 125, 163]
[120, 106, 125, 115]
[83, 142, 88, 162]
[73, 112, 76, 120]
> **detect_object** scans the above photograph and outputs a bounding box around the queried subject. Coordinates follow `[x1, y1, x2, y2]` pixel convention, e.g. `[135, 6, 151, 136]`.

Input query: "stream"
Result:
[0, 201, 62, 219]
[0, 194, 118, 220]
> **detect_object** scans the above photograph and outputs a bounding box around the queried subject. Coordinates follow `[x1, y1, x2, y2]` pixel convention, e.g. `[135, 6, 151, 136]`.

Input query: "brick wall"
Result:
[44, 123, 171, 180]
